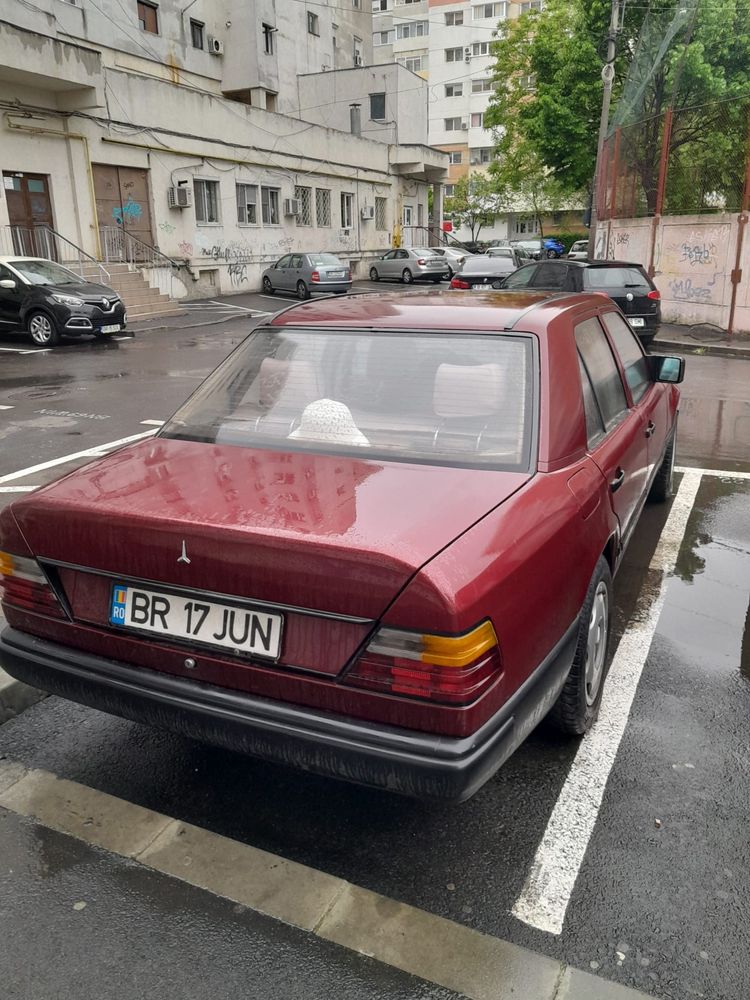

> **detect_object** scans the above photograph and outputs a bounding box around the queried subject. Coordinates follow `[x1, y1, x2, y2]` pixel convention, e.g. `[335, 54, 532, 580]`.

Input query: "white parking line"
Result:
[140, 419, 165, 426]
[0, 429, 158, 486]
[677, 464, 750, 480]
[0, 347, 50, 355]
[0, 405, 14, 410]
[0, 486, 37, 493]
[512, 468, 704, 936]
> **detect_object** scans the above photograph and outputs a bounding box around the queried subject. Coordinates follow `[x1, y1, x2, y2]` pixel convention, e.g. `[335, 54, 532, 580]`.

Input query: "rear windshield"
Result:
[584, 267, 651, 290]
[160, 329, 535, 471]
[308, 254, 343, 266]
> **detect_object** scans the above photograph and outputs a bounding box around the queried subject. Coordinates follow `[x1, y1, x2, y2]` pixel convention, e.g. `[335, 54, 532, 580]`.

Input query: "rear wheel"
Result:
[369, 267, 379, 282]
[446, 266, 454, 279]
[296, 280, 309, 300]
[402, 268, 414, 284]
[546, 249, 560, 259]
[551, 556, 612, 736]
[648, 430, 676, 503]
[27, 311, 60, 347]
[262, 276, 275, 294]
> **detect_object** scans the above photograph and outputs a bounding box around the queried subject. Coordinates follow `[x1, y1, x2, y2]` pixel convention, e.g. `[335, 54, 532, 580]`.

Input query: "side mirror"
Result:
[651, 354, 685, 384]
[0, 278, 16, 290]
[491, 278, 506, 289]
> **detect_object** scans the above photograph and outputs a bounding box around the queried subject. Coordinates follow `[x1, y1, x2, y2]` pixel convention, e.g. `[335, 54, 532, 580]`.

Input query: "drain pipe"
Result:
[727, 123, 750, 337]
[4, 114, 101, 258]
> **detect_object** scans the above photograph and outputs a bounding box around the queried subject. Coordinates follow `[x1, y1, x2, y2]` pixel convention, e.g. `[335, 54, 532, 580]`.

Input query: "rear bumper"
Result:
[0, 619, 579, 801]
[312, 282, 352, 294]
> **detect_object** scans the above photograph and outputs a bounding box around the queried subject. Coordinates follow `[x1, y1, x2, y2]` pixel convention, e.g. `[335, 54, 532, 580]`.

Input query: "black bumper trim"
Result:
[0, 619, 579, 801]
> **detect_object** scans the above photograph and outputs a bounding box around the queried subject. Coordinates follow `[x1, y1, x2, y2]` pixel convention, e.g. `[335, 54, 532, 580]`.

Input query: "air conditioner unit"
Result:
[360, 205, 375, 220]
[167, 186, 192, 209]
[464, 46, 472, 62]
[208, 35, 224, 55]
[461, 121, 469, 130]
[284, 197, 301, 216]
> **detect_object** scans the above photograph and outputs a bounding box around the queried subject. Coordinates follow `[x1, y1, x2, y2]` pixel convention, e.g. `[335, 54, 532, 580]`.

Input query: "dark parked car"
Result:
[0, 256, 126, 347]
[499, 260, 662, 345]
[449, 255, 518, 289]
[262, 253, 352, 299]
[0, 290, 683, 801]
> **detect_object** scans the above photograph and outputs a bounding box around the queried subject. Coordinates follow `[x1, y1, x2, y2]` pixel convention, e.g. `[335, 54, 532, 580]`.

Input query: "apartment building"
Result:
[373, 0, 556, 241]
[0, 0, 446, 301]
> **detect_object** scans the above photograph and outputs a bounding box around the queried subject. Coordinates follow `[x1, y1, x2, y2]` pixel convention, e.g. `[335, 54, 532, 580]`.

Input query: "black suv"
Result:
[0, 257, 126, 347]
[499, 260, 661, 345]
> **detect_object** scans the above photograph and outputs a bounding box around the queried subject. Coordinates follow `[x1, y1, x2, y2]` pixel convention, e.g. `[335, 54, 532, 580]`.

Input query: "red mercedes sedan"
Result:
[0, 291, 683, 800]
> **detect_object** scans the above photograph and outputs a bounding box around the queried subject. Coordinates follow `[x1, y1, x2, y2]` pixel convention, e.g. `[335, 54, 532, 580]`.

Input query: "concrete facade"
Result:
[0, 1, 445, 297]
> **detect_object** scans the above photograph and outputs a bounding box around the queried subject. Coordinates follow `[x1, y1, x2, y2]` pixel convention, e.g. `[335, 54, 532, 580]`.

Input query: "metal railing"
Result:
[98, 226, 181, 270]
[0, 225, 110, 283]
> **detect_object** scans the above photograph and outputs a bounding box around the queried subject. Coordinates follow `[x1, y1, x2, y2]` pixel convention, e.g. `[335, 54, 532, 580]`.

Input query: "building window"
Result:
[236, 183, 258, 225]
[369, 93, 386, 121]
[341, 192, 354, 229]
[295, 186, 312, 226]
[137, 1, 158, 33]
[373, 0, 388, 10]
[445, 11, 463, 24]
[375, 196, 387, 231]
[445, 47, 464, 62]
[470, 112, 484, 128]
[515, 216, 540, 234]
[263, 23, 275, 54]
[400, 56, 423, 72]
[374, 30, 393, 44]
[519, 74, 537, 91]
[445, 84, 463, 97]
[472, 42, 490, 56]
[261, 186, 280, 224]
[194, 179, 220, 224]
[402, 205, 413, 226]
[316, 188, 331, 227]
[396, 20, 428, 38]
[307, 11, 319, 34]
[353, 0, 361, 8]
[449, 151, 463, 164]
[478, 147, 493, 163]
[353, 36, 363, 65]
[190, 19, 204, 48]
[473, 2, 507, 19]
[444, 117, 463, 131]
[520, 0, 544, 12]
[445, 184, 455, 197]
[472, 78, 493, 93]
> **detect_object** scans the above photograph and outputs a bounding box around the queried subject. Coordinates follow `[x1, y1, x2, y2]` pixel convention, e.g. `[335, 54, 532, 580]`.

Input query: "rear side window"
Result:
[584, 267, 651, 290]
[578, 355, 605, 446]
[601, 311, 651, 403]
[575, 318, 628, 434]
[532, 263, 570, 289]
[502, 264, 537, 288]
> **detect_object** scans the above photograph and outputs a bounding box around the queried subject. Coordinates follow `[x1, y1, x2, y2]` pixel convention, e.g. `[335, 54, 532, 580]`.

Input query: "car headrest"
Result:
[433, 363, 506, 419]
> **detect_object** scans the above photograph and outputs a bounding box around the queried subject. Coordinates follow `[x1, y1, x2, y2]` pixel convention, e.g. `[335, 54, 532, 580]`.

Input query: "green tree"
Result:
[444, 174, 504, 243]
[484, 0, 750, 214]
[489, 142, 565, 238]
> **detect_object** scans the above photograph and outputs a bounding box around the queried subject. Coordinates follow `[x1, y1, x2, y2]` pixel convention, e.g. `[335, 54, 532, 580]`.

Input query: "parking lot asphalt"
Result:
[1, 294, 749, 999]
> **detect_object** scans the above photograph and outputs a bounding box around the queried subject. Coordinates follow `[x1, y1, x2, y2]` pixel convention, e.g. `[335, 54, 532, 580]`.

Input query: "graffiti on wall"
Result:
[228, 262, 248, 286]
[112, 195, 143, 225]
[660, 224, 730, 307]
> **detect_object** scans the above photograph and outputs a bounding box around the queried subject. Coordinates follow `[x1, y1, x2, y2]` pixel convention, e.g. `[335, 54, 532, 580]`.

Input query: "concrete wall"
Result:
[596, 214, 750, 333]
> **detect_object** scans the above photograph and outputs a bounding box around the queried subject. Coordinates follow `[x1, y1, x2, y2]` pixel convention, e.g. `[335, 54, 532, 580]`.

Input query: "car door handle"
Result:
[645, 421, 656, 438]
[610, 468, 625, 493]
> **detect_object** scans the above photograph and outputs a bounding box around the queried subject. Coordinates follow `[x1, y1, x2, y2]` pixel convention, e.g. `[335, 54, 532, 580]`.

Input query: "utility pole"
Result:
[588, 0, 621, 259]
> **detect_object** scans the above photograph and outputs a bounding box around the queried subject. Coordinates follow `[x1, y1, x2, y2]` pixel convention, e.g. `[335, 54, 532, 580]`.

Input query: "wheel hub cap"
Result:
[585, 582, 609, 706]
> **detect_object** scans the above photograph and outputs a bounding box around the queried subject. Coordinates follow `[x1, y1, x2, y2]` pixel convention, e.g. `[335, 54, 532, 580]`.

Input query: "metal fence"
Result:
[599, 97, 750, 221]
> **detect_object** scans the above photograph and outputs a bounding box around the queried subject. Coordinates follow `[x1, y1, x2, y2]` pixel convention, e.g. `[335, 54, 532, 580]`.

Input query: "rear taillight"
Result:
[311, 270, 320, 283]
[450, 277, 470, 289]
[647, 289, 660, 300]
[346, 270, 352, 280]
[346, 620, 502, 705]
[417, 258, 426, 266]
[0, 550, 66, 619]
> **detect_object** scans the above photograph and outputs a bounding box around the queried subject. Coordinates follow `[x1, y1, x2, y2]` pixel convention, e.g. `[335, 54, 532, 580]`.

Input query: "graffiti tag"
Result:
[112, 196, 143, 225]
[178, 241, 193, 257]
[679, 242, 716, 268]
[668, 275, 719, 303]
[159, 221, 176, 234]
[228, 262, 248, 286]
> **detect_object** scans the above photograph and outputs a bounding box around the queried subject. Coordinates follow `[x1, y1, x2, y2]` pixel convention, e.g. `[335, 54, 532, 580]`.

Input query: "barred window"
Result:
[295, 186, 312, 226]
[316, 188, 331, 227]
[375, 197, 387, 231]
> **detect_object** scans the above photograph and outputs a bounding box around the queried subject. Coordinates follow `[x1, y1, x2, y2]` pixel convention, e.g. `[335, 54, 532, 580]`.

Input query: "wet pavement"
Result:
[1, 303, 750, 999]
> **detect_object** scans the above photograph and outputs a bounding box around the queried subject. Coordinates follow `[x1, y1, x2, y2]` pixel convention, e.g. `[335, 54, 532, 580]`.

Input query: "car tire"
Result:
[546, 250, 559, 259]
[262, 276, 275, 294]
[27, 311, 60, 347]
[402, 269, 414, 284]
[446, 266, 454, 279]
[369, 267, 379, 282]
[648, 429, 676, 503]
[551, 556, 612, 736]
[296, 280, 309, 301]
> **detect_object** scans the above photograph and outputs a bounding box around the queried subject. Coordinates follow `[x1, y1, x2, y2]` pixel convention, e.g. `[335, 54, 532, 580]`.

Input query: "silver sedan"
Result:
[262, 252, 352, 300]
[368, 248, 449, 284]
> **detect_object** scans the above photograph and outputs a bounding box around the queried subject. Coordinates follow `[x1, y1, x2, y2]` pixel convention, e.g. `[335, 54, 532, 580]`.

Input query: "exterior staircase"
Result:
[74, 262, 185, 324]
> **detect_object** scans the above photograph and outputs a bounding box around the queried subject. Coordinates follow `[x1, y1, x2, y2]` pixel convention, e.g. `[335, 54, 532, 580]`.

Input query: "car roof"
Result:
[0, 256, 48, 264]
[269, 289, 609, 333]
[527, 258, 646, 269]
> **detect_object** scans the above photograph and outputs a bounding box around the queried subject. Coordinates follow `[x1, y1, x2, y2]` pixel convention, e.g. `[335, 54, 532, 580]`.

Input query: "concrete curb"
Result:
[655, 338, 750, 360]
[129, 311, 261, 336]
[0, 667, 46, 724]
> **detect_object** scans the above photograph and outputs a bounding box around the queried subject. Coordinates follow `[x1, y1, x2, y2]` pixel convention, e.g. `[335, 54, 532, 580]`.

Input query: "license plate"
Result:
[329, 271, 346, 278]
[100, 324, 121, 334]
[628, 317, 645, 328]
[471, 284, 487, 291]
[110, 584, 283, 659]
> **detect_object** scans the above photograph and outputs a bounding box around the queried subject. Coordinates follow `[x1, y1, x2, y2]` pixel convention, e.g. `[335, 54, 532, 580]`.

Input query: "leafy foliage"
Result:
[443, 174, 505, 241]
